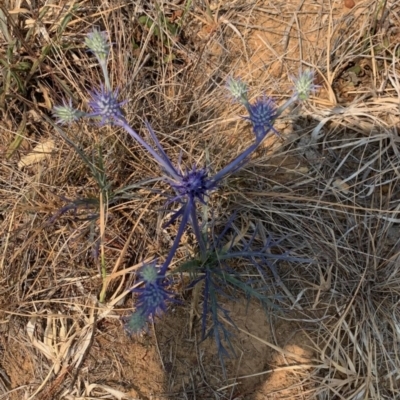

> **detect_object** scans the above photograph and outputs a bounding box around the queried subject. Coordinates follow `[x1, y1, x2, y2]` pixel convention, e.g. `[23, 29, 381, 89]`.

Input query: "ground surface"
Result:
[1, 0, 400, 399]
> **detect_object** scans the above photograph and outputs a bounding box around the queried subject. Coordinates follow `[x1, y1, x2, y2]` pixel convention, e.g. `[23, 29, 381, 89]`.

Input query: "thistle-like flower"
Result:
[85, 29, 112, 89]
[244, 95, 278, 140]
[53, 99, 86, 125]
[84, 29, 110, 64]
[122, 307, 149, 336]
[133, 263, 174, 318]
[169, 165, 212, 204]
[123, 264, 175, 335]
[88, 85, 126, 125]
[226, 76, 249, 105]
[292, 69, 318, 101]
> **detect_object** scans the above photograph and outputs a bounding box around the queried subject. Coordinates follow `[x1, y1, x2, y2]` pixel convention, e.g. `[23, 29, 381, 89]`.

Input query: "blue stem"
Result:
[160, 198, 193, 275]
[275, 96, 297, 116]
[115, 117, 180, 179]
[144, 120, 179, 179]
[208, 141, 259, 186]
[99, 61, 111, 92]
[189, 205, 206, 256]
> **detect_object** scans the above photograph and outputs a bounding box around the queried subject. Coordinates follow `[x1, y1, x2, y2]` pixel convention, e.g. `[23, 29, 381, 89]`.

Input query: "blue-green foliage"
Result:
[176, 215, 312, 374]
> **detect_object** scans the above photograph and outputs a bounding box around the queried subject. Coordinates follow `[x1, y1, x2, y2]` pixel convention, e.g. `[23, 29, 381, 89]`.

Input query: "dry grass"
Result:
[1, 0, 400, 399]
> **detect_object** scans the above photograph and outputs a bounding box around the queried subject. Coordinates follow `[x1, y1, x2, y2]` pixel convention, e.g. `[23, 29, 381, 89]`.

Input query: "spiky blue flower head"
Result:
[88, 85, 126, 125]
[122, 306, 149, 336]
[292, 69, 319, 101]
[170, 165, 214, 204]
[53, 99, 86, 125]
[244, 95, 278, 140]
[84, 29, 110, 64]
[140, 263, 160, 284]
[226, 76, 249, 105]
[133, 263, 174, 318]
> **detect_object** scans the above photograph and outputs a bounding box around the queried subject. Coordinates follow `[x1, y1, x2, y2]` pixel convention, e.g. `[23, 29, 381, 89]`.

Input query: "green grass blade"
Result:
[6, 106, 27, 160]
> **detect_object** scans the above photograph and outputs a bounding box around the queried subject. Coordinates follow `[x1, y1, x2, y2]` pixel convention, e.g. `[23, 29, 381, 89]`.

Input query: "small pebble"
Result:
[344, 0, 355, 8]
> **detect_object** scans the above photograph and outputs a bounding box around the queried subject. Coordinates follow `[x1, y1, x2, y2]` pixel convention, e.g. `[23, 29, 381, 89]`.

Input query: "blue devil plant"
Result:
[175, 212, 312, 374]
[54, 29, 316, 358]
